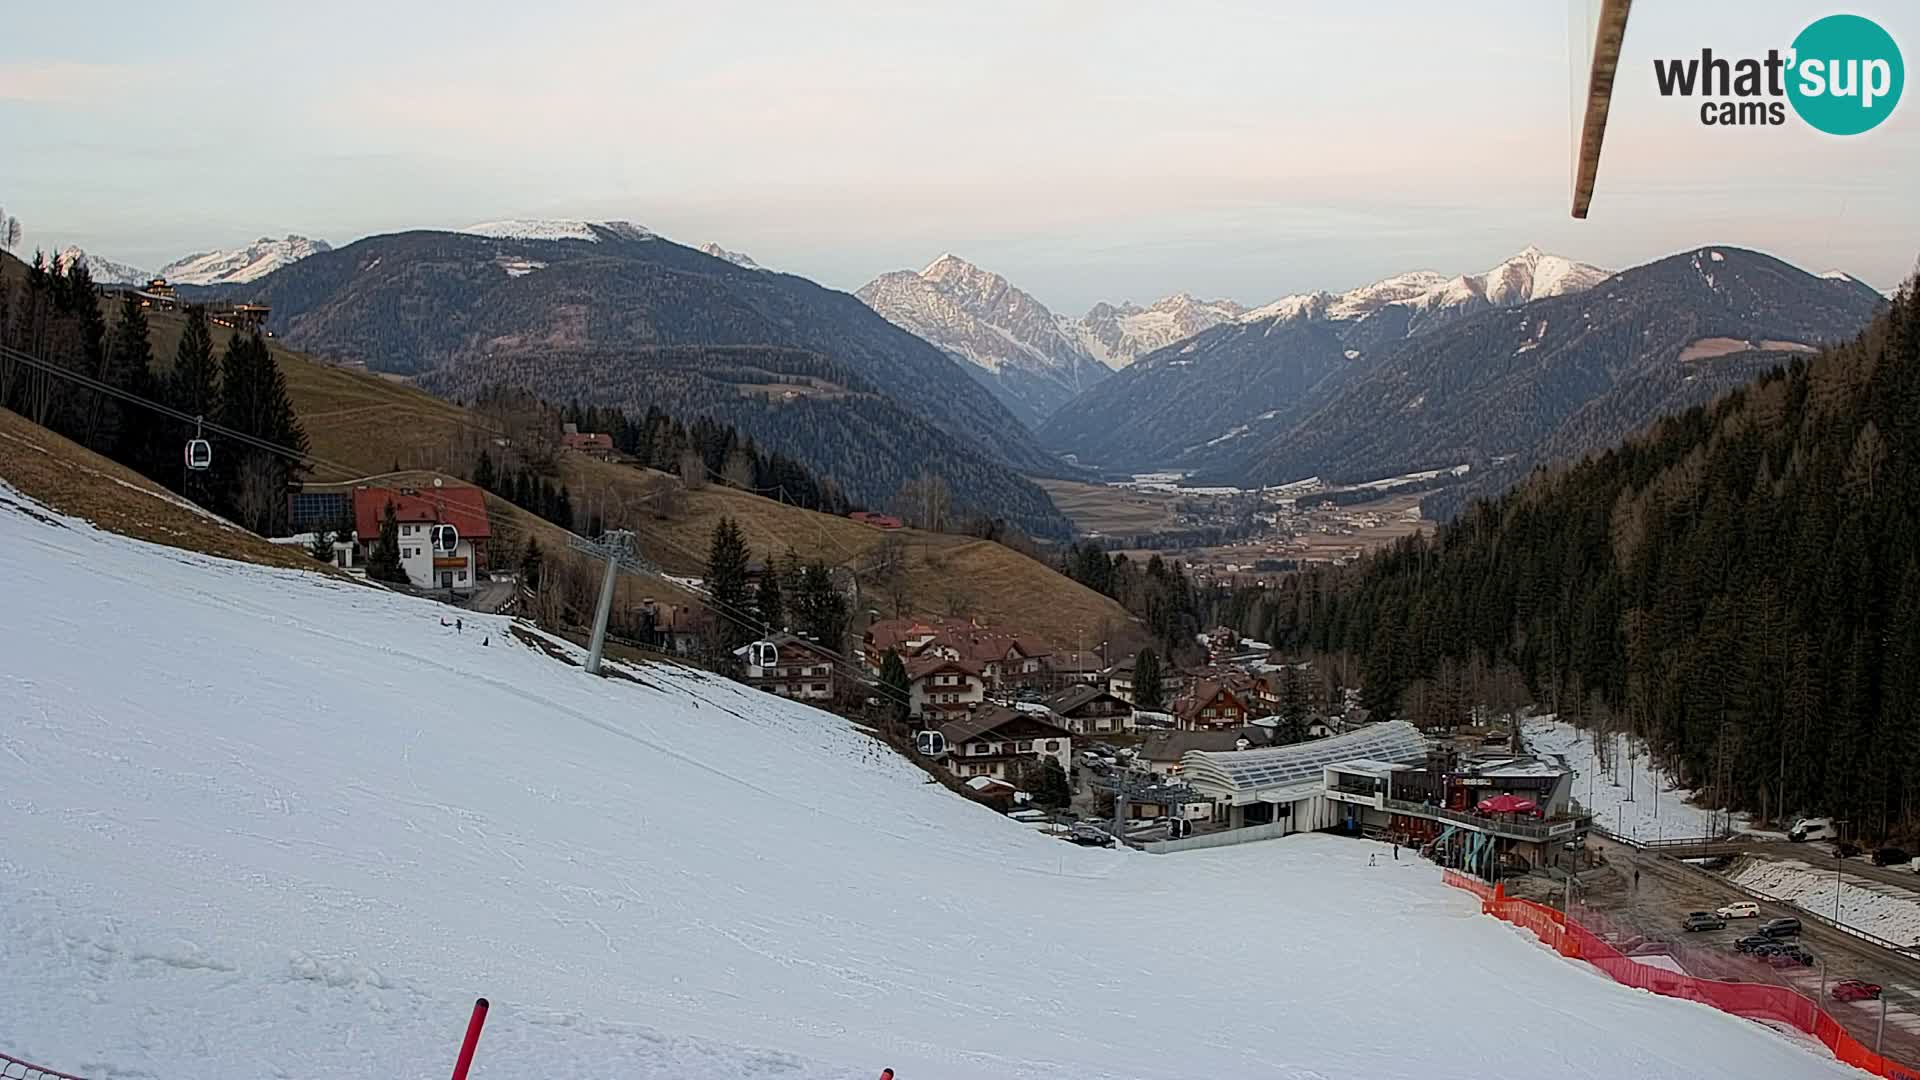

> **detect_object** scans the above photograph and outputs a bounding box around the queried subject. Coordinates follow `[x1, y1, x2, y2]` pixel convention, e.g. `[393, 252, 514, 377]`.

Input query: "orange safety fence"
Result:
[1443, 874, 1920, 1080]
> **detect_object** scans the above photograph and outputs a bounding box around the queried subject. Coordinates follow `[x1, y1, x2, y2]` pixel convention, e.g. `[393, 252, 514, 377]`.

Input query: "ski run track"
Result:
[0, 483, 1866, 1079]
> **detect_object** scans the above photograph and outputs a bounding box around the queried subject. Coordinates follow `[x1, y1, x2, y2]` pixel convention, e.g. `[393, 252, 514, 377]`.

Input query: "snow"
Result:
[1631, 953, 1690, 976]
[0, 485, 1868, 1080]
[57, 245, 147, 285]
[1731, 859, 1920, 947]
[1240, 250, 1609, 329]
[460, 219, 603, 243]
[700, 243, 764, 270]
[494, 256, 548, 278]
[157, 236, 330, 285]
[1524, 716, 1738, 841]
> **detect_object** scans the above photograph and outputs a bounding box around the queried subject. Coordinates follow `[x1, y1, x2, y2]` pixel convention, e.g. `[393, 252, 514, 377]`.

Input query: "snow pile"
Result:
[1731, 859, 1920, 946]
[0, 484, 1868, 1080]
[1524, 715, 1738, 841]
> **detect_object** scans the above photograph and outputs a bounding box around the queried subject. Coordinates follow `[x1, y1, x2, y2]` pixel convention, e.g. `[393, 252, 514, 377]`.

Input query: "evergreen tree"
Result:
[213, 331, 306, 533]
[1024, 756, 1073, 811]
[879, 648, 911, 728]
[1278, 665, 1309, 744]
[755, 550, 785, 633]
[1133, 649, 1165, 710]
[473, 447, 496, 492]
[366, 502, 408, 583]
[706, 516, 753, 653]
[797, 562, 850, 653]
[521, 539, 545, 591]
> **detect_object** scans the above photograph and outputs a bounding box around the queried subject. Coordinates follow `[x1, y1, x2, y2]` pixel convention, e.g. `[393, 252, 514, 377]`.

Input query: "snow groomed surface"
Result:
[0, 484, 1866, 1079]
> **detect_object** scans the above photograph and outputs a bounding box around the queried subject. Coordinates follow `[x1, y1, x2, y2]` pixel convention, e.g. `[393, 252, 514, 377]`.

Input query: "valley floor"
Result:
[0, 485, 1866, 1080]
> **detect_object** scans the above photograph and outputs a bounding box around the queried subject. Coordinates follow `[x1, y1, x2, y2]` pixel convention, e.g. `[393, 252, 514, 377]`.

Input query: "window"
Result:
[1017, 740, 1033, 752]
[969, 743, 988, 756]
[1045, 740, 1060, 752]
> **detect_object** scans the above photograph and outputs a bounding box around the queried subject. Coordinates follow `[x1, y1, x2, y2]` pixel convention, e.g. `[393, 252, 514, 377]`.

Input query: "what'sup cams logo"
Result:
[1654, 13, 1903, 133]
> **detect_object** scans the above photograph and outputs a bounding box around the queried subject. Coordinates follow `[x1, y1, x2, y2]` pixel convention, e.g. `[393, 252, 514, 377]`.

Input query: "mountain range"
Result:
[52, 235, 333, 287]
[1043, 247, 1884, 509]
[1038, 247, 1613, 471]
[204, 222, 1074, 537]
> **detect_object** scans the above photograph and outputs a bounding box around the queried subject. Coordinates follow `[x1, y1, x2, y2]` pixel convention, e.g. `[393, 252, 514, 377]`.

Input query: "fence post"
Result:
[451, 997, 490, 1080]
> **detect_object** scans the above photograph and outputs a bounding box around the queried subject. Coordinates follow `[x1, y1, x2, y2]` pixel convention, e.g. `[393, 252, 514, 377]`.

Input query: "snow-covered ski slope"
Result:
[0, 486, 1862, 1080]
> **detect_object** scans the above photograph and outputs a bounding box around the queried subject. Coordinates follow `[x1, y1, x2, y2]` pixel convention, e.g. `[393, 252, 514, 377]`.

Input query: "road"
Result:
[1555, 834, 1920, 1065]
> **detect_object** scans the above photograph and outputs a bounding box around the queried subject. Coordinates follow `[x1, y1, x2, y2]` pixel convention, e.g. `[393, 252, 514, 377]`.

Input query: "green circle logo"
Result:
[1788, 14, 1903, 135]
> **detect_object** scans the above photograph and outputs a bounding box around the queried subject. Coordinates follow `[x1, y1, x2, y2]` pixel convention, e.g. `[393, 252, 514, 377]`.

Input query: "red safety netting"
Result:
[1443, 875, 1920, 1080]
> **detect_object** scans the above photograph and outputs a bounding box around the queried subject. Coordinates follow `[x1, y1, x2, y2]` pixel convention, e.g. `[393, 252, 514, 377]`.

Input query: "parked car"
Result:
[1067, 822, 1115, 847]
[1733, 935, 1774, 953]
[1790, 817, 1832, 842]
[1758, 917, 1802, 938]
[1716, 901, 1760, 919]
[1875, 847, 1911, 867]
[1683, 911, 1727, 932]
[1836, 841, 1863, 858]
[1833, 979, 1884, 1002]
[1765, 945, 1816, 968]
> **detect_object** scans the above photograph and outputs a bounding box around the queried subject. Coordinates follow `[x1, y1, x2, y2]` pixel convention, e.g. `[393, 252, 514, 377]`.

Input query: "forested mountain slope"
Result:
[1278, 277, 1920, 835]
[206, 227, 1070, 534]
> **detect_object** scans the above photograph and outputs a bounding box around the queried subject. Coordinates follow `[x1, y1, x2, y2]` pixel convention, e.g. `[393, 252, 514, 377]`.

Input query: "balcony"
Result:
[1382, 797, 1592, 842]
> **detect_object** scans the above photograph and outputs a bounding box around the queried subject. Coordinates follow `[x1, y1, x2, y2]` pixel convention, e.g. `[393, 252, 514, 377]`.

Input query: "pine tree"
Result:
[879, 648, 911, 728]
[755, 550, 785, 633]
[521, 540, 545, 591]
[1025, 757, 1073, 811]
[106, 292, 162, 476]
[168, 306, 220, 503]
[366, 502, 408, 583]
[1278, 664, 1309, 744]
[1133, 649, 1164, 710]
[706, 516, 753, 654]
[473, 447, 496, 492]
[798, 562, 850, 653]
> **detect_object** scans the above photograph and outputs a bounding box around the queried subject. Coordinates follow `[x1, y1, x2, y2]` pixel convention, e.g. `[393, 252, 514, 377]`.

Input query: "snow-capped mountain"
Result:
[1240, 248, 1609, 332]
[156, 235, 332, 286]
[57, 245, 147, 285]
[857, 254, 1109, 427]
[1076, 293, 1247, 370]
[459, 219, 656, 244]
[699, 242, 764, 270]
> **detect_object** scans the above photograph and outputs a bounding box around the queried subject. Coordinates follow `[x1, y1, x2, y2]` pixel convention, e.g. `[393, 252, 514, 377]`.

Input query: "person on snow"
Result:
[880, 1069, 895, 1080]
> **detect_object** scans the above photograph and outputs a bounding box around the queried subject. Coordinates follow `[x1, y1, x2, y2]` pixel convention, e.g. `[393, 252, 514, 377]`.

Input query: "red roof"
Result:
[562, 432, 613, 452]
[352, 484, 491, 543]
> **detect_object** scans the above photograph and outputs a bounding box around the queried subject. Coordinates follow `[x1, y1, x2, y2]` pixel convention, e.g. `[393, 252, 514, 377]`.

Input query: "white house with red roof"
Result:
[352, 483, 491, 591]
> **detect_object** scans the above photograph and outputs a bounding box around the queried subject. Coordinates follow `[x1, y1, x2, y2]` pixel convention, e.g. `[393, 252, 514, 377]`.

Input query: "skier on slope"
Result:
[880, 1069, 895, 1080]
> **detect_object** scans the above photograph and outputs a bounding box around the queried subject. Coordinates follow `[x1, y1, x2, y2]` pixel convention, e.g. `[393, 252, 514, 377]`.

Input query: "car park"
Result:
[1716, 902, 1760, 919]
[1683, 911, 1726, 932]
[1833, 979, 1884, 1002]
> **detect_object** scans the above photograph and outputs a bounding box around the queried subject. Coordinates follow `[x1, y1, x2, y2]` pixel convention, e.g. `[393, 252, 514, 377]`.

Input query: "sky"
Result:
[2, 1, 1916, 312]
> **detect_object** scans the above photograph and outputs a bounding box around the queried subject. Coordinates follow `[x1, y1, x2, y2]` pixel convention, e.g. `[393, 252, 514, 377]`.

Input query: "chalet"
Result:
[936, 705, 1072, 782]
[1050, 650, 1106, 688]
[1105, 655, 1137, 703]
[733, 633, 836, 702]
[847, 511, 903, 530]
[351, 484, 490, 591]
[1044, 685, 1134, 736]
[560, 423, 615, 457]
[867, 615, 1049, 690]
[637, 600, 707, 657]
[1171, 678, 1252, 732]
[1138, 727, 1273, 777]
[907, 656, 986, 720]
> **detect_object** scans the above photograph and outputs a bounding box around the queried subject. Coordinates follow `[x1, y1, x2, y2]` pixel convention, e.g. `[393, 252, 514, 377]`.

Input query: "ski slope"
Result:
[0, 485, 1865, 1080]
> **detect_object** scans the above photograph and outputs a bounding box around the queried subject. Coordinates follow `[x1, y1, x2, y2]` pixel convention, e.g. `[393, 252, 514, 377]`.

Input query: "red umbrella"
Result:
[1476, 794, 1539, 815]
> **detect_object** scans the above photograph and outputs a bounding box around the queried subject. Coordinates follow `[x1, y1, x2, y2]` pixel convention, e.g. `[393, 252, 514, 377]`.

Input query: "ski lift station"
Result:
[1172, 720, 1588, 868]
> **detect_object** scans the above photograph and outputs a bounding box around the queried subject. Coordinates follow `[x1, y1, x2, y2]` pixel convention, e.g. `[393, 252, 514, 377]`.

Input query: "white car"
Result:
[1717, 901, 1760, 919]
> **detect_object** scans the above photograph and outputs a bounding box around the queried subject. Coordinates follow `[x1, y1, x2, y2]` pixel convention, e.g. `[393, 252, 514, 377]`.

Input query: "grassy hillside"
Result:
[0, 406, 341, 575]
[135, 309, 1143, 654]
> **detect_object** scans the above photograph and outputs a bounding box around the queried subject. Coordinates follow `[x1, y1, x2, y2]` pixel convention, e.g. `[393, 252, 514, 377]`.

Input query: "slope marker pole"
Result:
[451, 997, 490, 1080]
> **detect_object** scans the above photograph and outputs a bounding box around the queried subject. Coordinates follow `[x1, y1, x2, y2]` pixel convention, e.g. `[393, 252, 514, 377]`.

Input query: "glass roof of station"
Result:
[1182, 721, 1429, 799]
